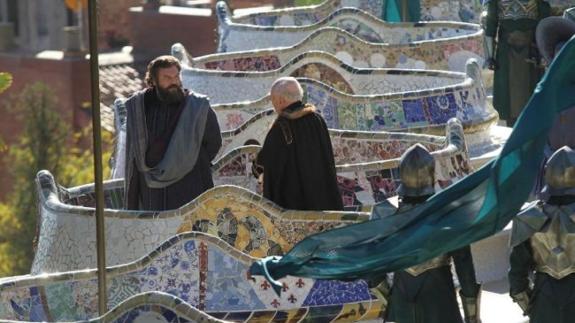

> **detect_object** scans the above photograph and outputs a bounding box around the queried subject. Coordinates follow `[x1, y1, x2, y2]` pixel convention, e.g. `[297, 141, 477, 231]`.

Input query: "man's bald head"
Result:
[270, 77, 304, 113]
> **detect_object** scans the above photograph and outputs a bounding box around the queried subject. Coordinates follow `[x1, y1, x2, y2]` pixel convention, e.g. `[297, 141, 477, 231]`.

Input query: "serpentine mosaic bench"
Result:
[180, 59, 496, 149]
[32, 172, 367, 274]
[181, 52, 487, 106]
[213, 117, 470, 202]
[227, 0, 480, 26]
[112, 97, 452, 164]
[175, 25, 483, 72]
[111, 94, 470, 202]
[216, 3, 483, 52]
[4, 232, 387, 322]
[32, 120, 468, 274]
[88, 292, 227, 323]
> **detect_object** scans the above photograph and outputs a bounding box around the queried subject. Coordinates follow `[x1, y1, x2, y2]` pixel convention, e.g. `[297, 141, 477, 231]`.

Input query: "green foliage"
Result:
[294, 0, 324, 6]
[0, 82, 112, 277]
[0, 72, 12, 94]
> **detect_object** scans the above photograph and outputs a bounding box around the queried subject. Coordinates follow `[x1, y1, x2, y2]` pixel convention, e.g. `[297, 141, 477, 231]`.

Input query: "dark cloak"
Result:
[386, 202, 479, 323]
[126, 88, 222, 211]
[253, 102, 343, 211]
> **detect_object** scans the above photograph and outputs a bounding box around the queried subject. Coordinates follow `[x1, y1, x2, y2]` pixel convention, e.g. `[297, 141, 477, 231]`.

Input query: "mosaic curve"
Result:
[31, 117, 471, 274]
[3, 232, 387, 322]
[216, 110, 447, 163]
[216, 3, 482, 52]
[88, 292, 227, 323]
[181, 51, 484, 104]
[111, 63, 494, 177]
[31, 173, 370, 274]
[111, 99, 447, 165]
[215, 116, 467, 207]
[110, 98, 469, 205]
[230, 0, 480, 26]
[181, 60, 495, 138]
[211, 118, 472, 209]
[174, 25, 484, 73]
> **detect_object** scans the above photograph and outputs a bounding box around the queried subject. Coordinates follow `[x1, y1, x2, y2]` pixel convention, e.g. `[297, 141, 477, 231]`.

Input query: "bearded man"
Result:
[124, 55, 222, 211]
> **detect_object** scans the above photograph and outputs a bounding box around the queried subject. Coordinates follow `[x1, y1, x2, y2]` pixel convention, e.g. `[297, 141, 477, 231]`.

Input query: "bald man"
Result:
[252, 77, 343, 210]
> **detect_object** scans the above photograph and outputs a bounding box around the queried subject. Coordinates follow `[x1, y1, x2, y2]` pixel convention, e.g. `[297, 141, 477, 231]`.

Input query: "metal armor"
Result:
[404, 254, 451, 276]
[498, 0, 539, 20]
[512, 202, 575, 279]
[531, 204, 575, 279]
[397, 143, 435, 197]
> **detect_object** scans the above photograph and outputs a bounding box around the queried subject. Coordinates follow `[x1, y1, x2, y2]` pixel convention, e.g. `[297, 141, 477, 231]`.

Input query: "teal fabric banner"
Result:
[383, 0, 421, 22]
[383, 0, 401, 22]
[249, 36, 575, 295]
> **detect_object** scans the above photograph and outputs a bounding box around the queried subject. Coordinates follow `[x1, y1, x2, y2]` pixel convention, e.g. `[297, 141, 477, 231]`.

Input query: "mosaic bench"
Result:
[32, 172, 369, 274]
[175, 24, 483, 72]
[111, 60, 494, 158]
[192, 59, 504, 161]
[4, 232, 387, 322]
[211, 75, 493, 135]
[111, 98, 448, 165]
[229, 0, 480, 26]
[182, 59, 495, 143]
[110, 95, 469, 203]
[87, 292, 227, 323]
[32, 120, 468, 274]
[213, 118, 471, 207]
[216, 111, 449, 161]
[181, 51, 486, 105]
[216, 3, 483, 52]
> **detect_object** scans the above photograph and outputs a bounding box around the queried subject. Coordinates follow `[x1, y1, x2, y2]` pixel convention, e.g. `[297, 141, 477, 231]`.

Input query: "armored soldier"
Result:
[381, 144, 482, 323]
[483, 0, 551, 125]
[508, 146, 575, 323]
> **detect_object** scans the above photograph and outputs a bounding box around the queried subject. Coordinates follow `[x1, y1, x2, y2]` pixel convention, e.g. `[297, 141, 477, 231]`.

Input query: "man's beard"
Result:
[156, 85, 185, 104]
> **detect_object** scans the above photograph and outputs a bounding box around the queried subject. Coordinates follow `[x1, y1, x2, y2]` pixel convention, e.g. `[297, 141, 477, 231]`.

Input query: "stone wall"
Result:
[129, 6, 218, 64]
[97, 0, 142, 50]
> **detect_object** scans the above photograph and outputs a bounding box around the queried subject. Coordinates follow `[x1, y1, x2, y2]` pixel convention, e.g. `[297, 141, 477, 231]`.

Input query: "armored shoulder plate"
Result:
[370, 197, 399, 220]
[498, 0, 539, 20]
[404, 254, 451, 277]
[530, 203, 575, 279]
[510, 200, 548, 248]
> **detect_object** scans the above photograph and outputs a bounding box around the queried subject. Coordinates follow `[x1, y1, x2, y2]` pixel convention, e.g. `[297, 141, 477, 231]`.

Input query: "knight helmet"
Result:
[397, 143, 435, 197]
[543, 146, 575, 196]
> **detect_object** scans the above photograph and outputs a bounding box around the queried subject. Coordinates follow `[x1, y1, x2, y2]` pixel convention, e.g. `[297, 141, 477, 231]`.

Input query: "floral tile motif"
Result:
[425, 93, 458, 124]
[302, 280, 371, 306]
[0, 234, 383, 322]
[204, 55, 281, 72]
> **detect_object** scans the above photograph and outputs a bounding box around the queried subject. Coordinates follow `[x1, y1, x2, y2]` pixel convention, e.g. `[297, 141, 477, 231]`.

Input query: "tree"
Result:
[0, 82, 111, 277]
[0, 72, 12, 94]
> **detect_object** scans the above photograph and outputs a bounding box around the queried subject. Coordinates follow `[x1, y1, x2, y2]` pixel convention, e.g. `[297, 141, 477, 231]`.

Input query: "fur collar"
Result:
[280, 103, 316, 120]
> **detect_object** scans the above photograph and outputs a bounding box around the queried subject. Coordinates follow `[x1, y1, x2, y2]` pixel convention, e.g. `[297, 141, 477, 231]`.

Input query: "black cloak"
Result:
[253, 102, 343, 211]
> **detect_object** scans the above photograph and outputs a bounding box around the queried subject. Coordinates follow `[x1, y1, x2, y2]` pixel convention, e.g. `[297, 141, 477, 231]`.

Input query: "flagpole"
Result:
[86, 0, 108, 315]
